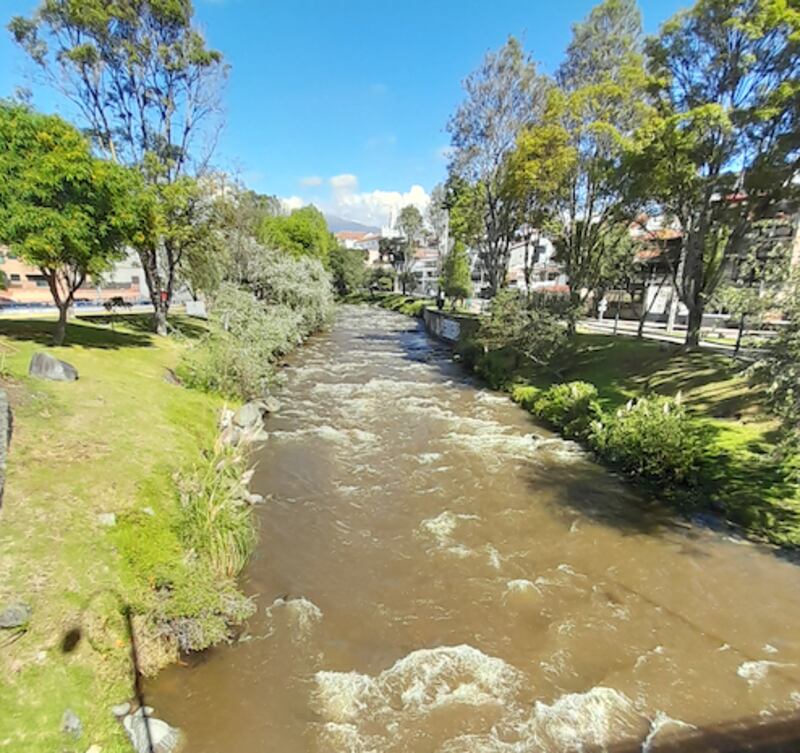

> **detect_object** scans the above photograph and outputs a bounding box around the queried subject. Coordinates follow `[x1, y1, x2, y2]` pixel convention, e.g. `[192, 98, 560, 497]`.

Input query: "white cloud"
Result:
[299, 175, 323, 187]
[327, 182, 430, 228]
[330, 173, 359, 191]
[281, 195, 306, 211]
[282, 174, 430, 227]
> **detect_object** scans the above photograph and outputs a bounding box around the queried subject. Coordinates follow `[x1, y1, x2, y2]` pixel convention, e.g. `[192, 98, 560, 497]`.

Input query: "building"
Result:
[0, 246, 150, 308]
[409, 247, 441, 295]
[505, 235, 568, 295]
[334, 231, 383, 266]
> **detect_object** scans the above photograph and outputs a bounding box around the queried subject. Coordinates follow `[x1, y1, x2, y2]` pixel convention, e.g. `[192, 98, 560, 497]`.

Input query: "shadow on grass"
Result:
[78, 313, 208, 340]
[0, 318, 153, 350]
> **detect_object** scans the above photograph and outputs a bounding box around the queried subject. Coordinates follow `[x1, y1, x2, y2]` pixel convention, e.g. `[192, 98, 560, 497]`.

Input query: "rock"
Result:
[242, 427, 268, 444]
[240, 469, 255, 486]
[0, 602, 31, 629]
[261, 396, 280, 414]
[0, 389, 11, 508]
[111, 702, 131, 718]
[28, 352, 79, 382]
[142, 507, 155, 517]
[245, 493, 265, 505]
[97, 512, 116, 527]
[163, 368, 182, 386]
[62, 708, 82, 739]
[233, 401, 264, 430]
[123, 708, 181, 753]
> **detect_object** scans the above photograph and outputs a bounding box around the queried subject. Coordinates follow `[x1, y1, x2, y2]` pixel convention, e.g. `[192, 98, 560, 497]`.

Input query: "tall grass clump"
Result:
[177, 442, 258, 578]
[531, 381, 600, 439]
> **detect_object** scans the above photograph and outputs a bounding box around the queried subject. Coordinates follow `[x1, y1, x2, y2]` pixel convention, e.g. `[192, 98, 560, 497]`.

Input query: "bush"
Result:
[178, 284, 303, 399]
[532, 381, 599, 439]
[589, 395, 706, 488]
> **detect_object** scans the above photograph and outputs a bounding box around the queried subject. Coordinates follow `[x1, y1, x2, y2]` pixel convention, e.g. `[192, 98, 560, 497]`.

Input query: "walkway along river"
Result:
[148, 305, 800, 752]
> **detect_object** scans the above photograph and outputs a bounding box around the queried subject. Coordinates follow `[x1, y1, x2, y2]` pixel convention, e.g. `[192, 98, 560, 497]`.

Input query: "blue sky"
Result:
[0, 0, 687, 226]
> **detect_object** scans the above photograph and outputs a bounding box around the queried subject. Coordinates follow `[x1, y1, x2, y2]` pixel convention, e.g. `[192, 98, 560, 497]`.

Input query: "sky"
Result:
[0, 0, 688, 228]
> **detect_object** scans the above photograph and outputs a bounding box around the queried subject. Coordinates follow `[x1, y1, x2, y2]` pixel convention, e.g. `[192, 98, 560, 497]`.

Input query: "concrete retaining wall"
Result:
[422, 308, 480, 346]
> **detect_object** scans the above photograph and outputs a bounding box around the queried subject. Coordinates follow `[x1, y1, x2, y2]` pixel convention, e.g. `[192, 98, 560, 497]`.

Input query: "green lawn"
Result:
[0, 314, 226, 753]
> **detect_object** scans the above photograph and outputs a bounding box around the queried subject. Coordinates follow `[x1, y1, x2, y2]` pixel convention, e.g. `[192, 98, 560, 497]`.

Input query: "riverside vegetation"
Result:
[358, 291, 800, 549]
[0, 240, 333, 752]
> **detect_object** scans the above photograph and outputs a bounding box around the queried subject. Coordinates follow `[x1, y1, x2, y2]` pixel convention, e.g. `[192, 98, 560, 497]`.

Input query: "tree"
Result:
[257, 206, 336, 264]
[10, 0, 228, 335]
[396, 204, 424, 294]
[0, 104, 136, 344]
[441, 241, 472, 305]
[426, 183, 449, 244]
[329, 245, 366, 297]
[478, 289, 566, 373]
[711, 218, 793, 355]
[635, 0, 800, 348]
[520, 0, 648, 331]
[447, 36, 549, 295]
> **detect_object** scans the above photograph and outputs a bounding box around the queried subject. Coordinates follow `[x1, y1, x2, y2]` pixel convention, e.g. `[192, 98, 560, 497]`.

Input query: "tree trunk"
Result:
[734, 313, 746, 357]
[53, 304, 69, 346]
[153, 302, 168, 337]
[685, 304, 703, 349]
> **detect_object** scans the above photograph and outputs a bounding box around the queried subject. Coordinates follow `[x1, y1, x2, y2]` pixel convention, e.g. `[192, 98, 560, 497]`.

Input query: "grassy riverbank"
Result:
[359, 296, 799, 548]
[0, 315, 242, 752]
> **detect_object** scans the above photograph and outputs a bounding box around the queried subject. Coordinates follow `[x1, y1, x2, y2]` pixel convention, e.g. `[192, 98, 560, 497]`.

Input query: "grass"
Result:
[473, 332, 799, 546]
[0, 312, 231, 753]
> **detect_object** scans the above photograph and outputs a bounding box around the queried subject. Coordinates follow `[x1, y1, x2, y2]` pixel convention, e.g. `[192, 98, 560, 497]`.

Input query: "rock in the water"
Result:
[62, 708, 82, 738]
[245, 492, 265, 505]
[28, 352, 78, 382]
[233, 401, 264, 430]
[0, 602, 31, 629]
[97, 512, 116, 527]
[111, 702, 131, 718]
[0, 388, 11, 508]
[123, 708, 181, 753]
[261, 396, 280, 414]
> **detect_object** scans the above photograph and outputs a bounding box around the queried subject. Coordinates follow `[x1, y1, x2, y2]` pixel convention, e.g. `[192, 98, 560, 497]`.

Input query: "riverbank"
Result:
[0, 314, 257, 752]
[358, 294, 799, 548]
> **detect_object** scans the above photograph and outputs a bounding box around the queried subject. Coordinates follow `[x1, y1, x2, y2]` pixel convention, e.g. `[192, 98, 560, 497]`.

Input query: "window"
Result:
[131, 275, 140, 284]
[26, 274, 49, 288]
[10, 274, 20, 282]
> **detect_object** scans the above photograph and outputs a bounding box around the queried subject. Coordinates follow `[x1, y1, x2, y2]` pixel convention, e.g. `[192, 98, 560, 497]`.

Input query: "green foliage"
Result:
[752, 277, 800, 464]
[478, 289, 567, 370]
[0, 103, 139, 342]
[368, 266, 395, 292]
[178, 283, 302, 399]
[532, 381, 600, 439]
[258, 205, 336, 264]
[177, 444, 257, 579]
[633, 0, 800, 345]
[441, 241, 472, 301]
[330, 245, 367, 297]
[589, 395, 706, 488]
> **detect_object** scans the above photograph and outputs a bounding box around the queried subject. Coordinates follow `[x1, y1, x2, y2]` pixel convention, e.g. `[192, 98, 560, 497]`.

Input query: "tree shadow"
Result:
[0, 318, 153, 350]
[78, 313, 208, 340]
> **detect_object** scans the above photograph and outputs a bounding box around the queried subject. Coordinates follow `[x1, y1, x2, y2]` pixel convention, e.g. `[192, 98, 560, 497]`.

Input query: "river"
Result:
[148, 305, 800, 752]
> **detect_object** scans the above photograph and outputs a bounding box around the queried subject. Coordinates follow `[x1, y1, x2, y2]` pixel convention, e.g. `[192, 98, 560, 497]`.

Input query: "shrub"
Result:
[511, 384, 540, 411]
[532, 381, 599, 439]
[178, 284, 303, 399]
[589, 395, 706, 488]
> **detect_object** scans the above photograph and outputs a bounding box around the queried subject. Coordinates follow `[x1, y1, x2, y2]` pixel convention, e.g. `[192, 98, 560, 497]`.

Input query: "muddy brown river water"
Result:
[148, 305, 800, 752]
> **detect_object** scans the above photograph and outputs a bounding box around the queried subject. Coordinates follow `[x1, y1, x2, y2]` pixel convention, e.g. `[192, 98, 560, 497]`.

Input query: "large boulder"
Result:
[0, 389, 11, 507]
[123, 708, 181, 753]
[28, 352, 78, 382]
[233, 401, 264, 430]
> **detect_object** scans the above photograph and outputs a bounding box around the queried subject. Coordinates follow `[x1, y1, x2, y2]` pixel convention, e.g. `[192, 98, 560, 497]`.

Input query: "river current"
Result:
[148, 305, 800, 752]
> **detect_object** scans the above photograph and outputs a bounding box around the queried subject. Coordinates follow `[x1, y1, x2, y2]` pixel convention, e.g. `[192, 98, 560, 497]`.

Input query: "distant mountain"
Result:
[325, 214, 380, 234]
